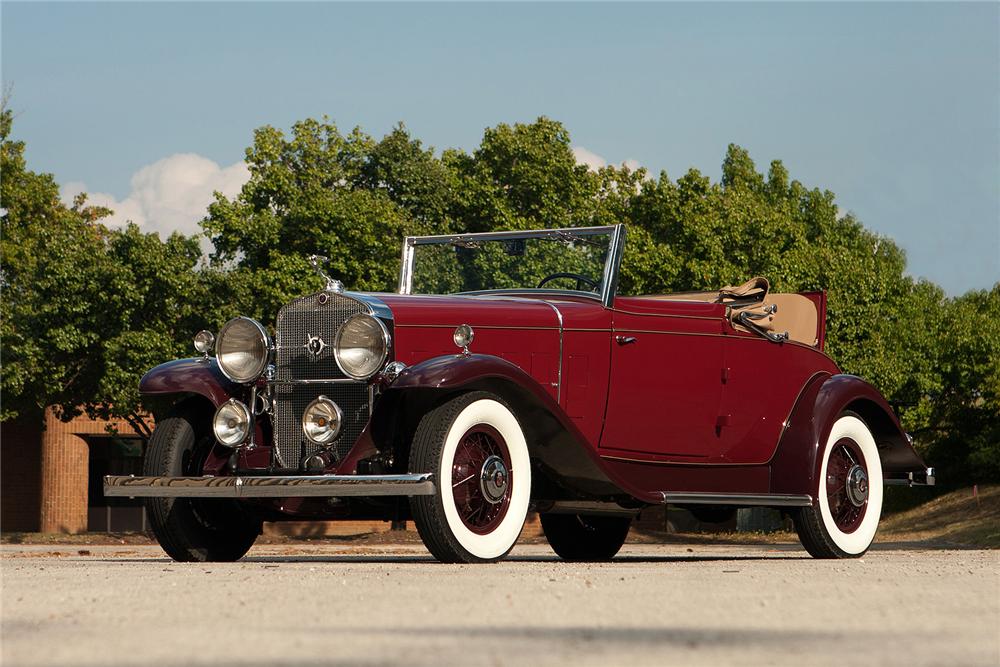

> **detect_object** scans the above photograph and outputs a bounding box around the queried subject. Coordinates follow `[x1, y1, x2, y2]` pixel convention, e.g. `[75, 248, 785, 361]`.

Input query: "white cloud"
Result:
[572, 146, 643, 174]
[60, 153, 249, 238]
[572, 146, 608, 171]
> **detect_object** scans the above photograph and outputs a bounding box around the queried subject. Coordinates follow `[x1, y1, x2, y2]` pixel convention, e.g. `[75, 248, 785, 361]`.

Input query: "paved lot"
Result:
[1, 542, 997, 667]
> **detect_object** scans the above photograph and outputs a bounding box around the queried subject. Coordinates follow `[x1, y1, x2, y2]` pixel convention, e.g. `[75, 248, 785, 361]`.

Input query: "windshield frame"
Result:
[398, 224, 626, 308]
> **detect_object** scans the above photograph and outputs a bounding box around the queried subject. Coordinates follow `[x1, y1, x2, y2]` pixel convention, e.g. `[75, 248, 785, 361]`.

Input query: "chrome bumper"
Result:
[884, 467, 936, 487]
[103, 473, 436, 499]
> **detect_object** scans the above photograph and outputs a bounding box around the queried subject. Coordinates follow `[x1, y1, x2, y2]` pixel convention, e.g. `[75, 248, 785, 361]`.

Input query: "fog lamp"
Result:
[213, 399, 251, 447]
[302, 396, 343, 445]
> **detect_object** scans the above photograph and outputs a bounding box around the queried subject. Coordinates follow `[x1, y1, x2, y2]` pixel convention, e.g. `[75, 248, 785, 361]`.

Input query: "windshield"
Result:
[401, 226, 620, 299]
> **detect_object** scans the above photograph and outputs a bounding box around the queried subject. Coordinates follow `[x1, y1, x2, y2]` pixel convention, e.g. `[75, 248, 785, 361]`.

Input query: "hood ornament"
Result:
[308, 255, 344, 294]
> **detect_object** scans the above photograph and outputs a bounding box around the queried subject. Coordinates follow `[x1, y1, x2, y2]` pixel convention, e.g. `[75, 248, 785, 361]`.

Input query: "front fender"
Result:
[139, 358, 241, 409]
[375, 354, 660, 503]
[770, 374, 929, 496]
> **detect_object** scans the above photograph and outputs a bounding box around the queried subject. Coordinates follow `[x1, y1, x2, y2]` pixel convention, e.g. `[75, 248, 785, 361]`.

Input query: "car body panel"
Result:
[139, 358, 240, 408]
[603, 298, 726, 460]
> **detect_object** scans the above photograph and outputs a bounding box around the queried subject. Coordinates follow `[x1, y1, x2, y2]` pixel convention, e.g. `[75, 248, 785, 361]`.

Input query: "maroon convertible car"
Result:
[105, 224, 933, 563]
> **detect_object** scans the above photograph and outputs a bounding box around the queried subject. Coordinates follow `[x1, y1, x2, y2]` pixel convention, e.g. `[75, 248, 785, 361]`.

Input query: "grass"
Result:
[877, 483, 1000, 548]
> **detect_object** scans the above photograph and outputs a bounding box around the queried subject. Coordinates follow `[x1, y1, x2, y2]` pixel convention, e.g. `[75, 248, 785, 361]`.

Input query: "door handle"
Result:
[615, 335, 637, 346]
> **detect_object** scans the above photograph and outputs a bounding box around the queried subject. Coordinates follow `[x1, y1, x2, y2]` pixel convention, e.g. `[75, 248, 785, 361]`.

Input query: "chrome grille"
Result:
[273, 292, 371, 467]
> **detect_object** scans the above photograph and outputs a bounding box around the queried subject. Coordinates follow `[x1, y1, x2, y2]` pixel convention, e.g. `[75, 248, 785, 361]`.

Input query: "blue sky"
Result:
[3, 2, 997, 295]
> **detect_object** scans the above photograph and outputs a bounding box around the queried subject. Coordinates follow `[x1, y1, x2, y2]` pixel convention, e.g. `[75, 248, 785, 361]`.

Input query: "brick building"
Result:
[1, 409, 148, 533]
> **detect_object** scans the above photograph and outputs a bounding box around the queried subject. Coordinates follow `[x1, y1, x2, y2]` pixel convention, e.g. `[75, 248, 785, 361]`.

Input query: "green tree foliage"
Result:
[1, 108, 214, 434]
[923, 287, 1000, 481]
[203, 119, 455, 321]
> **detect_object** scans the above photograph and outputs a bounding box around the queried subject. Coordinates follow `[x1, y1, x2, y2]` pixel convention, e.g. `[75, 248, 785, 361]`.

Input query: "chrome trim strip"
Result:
[456, 289, 602, 302]
[661, 492, 814, 507]
[539, 300, 565, 401]
[268, 378, 364, 385]
[399, 238, 416, 294]
[601, 224, 626, 309]
[104, 473, 436, 498]
[393, 324, 560, 331]
[406, 225, 619, 245]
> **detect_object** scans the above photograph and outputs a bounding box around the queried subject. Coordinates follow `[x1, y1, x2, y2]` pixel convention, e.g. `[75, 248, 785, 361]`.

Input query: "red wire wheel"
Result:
[450, 424, 512, 535]
[825, 437, 869, 534]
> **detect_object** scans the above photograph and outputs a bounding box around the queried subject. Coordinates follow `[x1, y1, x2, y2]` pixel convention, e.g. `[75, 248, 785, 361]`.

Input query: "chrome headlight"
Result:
[213, 399, 251, 447]
[216, 317, 270, 383]
[334, 314, 389, 380]
[302, 396, 343, 445]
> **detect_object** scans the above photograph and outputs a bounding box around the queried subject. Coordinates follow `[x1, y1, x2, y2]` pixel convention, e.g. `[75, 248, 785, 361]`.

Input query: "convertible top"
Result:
[644, 277, 821, 347]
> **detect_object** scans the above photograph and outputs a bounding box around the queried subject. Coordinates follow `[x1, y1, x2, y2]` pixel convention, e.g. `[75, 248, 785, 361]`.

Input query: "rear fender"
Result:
[770, 374, 928, 496]
[367, 354, 658, 503]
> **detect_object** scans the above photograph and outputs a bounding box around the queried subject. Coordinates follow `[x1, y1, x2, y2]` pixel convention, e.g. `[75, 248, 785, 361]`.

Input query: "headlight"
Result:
[213, 399, 251, 447]
[302, 396, 343, 445]
[216, 317, 270, 383]
[334, 314, 389, 380]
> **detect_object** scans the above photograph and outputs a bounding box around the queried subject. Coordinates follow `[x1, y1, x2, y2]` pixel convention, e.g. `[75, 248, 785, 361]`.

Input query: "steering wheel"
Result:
[536, 272, 599, 291]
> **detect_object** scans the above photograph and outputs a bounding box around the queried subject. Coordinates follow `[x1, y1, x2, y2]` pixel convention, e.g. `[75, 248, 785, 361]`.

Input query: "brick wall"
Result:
[1, 417, 43, 532]
[1, 409, 145, 534]
[39, 408, 140, 533]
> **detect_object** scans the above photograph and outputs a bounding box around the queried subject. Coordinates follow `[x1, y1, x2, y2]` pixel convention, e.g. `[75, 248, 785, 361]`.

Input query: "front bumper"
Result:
[103, 473, 436, 499]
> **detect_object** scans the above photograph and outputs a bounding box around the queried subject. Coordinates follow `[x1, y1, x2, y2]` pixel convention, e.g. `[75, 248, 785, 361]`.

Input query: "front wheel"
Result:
[793, 413, 883, 559]
[144, 401, 261, 562]
[409, 392, 531, 563]
[540, 513, 631, 561]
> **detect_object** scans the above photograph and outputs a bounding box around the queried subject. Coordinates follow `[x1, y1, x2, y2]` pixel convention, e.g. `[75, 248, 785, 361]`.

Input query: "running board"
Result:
[662, 492, 813, 507]
[104, 473, 436, 499]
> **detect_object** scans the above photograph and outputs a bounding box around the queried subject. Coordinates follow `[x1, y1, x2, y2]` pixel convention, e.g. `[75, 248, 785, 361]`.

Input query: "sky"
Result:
[3, 1, 997, 295]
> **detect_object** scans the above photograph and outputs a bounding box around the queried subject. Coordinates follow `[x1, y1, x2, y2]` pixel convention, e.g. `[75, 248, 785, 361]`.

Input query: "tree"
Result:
[203, 118, 458, 322]
[922, 286, 1000, 482]
[1, 107, 212, 435]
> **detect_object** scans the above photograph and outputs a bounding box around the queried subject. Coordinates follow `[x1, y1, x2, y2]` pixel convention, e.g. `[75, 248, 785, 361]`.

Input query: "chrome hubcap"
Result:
[846, 465, 869, 507]
[480, 455, 509, 505]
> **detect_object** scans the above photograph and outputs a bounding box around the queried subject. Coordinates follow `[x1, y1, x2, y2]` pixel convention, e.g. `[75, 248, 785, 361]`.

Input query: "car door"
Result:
[600, 297, 725, 460]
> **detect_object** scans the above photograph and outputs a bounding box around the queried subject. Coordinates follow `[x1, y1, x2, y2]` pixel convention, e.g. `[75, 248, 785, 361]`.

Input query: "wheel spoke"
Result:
[452, 473, 475, 488]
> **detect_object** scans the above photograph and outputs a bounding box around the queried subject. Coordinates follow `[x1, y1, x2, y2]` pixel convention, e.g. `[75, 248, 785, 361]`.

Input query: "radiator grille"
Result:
[273, 292, 371, 467]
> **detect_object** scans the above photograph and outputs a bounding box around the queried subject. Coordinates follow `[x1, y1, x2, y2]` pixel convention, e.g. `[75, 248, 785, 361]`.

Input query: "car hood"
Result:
[369, 292, 563, 329]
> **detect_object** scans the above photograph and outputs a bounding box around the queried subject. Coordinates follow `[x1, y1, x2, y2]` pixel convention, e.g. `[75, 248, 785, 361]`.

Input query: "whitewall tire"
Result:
[409, 392, 531, 563]
[794, 413, 883, 558]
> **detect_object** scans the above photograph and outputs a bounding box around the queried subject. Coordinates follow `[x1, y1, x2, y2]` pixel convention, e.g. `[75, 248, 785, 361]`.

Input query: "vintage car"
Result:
[105, 224, 934, 563]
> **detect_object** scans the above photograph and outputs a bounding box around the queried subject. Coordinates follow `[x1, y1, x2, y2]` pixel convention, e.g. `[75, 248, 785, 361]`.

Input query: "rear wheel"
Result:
[409, 392, 531, 563]
[144, 401, 261, 562]
[793, 413, 883, 558]
[540, 513, 631, 561]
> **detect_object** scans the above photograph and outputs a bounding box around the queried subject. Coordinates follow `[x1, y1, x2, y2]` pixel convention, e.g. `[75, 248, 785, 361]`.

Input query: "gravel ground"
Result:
[2, 542, 997, 667]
